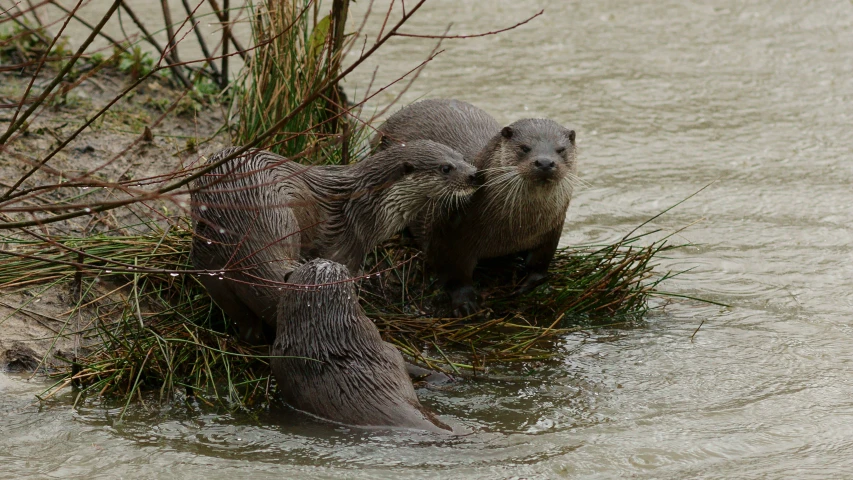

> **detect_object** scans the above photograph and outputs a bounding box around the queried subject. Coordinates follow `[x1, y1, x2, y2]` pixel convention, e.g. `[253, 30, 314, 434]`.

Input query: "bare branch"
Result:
[118, 0, 192, 88]
[394, 9, 544, 39]
[0, 0, 121, 146]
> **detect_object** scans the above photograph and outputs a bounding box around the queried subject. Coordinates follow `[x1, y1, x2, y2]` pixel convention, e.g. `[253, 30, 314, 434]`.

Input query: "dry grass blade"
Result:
[233, 0, 345, 160]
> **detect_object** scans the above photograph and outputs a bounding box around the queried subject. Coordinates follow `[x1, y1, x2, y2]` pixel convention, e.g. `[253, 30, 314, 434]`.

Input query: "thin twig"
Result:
[118, 0, 191, 88]
[206, 0, 247, 61]
[690, 319, 705, 342]
[0, 0, 50, 25]
[5, 0, 86, 135]
[179, 0, 221, 83]
[0, 0, 120, 146]
[160, 0, 180, 63]
[48, 0, 126, 48]
[394, 9, 544, 39]
[220, 0, 229, 88]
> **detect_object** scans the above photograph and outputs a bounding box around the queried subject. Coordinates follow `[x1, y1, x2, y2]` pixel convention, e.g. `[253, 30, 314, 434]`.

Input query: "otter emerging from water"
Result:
[373, 99, 578, 316]
[190, 141, 477, 342]
[271, 258, 453, 433]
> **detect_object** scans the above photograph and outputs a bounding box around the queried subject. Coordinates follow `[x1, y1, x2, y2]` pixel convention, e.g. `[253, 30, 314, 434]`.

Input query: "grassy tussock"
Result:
[0, 222, 269, 411]
[361, 232, 678, 373]
[234, 0, 346, 160]
[0, 222, 678, 406]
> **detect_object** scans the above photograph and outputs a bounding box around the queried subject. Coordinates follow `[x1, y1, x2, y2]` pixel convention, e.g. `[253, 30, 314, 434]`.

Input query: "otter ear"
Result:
[401, 161, 416, 176]
[501, 126, 514, 139]
[567, 129, 576, 145]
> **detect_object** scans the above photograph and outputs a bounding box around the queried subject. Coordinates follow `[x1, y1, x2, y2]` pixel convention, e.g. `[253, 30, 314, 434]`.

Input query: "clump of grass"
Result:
[360, 231, 679, 374]
[233, 0, 349, 160]
[0, 218, 682, 405]
[0, 221, 270, 412]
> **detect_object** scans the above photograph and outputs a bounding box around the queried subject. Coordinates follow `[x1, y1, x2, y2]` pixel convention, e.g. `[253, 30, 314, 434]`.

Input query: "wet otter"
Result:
[374, 99, 578, 316]
[271, 258, 453, 433]
[190, 141, 476, 343]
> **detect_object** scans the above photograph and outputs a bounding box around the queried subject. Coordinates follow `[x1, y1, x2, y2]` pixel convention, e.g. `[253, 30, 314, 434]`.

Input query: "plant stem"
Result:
[0, 0, 122, 146]
[118, 0, 191, 88]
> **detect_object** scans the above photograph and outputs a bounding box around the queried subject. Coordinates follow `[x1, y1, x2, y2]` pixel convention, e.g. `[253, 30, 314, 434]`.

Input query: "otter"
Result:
[190, 141, 477, 343]
[271, 258, 453, 433]
[373, 99, 578, 316]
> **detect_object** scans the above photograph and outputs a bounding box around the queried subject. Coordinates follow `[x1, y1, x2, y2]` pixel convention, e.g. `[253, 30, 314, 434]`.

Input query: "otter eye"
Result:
[556, 147, 566, 154]
[519, 145, 531, 154]
[440, 165, 453, 174]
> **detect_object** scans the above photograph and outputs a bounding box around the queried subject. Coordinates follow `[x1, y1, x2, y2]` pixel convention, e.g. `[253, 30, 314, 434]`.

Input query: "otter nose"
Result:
[468, 173, 477, 184]
[534, 158, 556, 171]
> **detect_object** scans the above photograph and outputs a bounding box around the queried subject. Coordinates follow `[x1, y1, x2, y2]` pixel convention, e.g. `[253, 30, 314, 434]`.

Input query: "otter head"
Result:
[278, 259, 362, 345]
[497, 118, 577, 187]
[371, 140, 478, 223]
[329, 141, 478, 270]
[393, 139, 477, 197]
[282, 259, 357, 319]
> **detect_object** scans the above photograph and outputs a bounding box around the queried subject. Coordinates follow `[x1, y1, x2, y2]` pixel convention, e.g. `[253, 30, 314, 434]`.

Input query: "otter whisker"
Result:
[481, 167, 518, 187]
[492, 177, 518, 214]
[564, 171, 591, 189]
[443, 193, 457, 218]
[425, 188, 449, 223]
[484, 169, 518, 195]
[483, 174, 517, 189]
[453, 187, 469, 211]
[479, 166, 517, 175]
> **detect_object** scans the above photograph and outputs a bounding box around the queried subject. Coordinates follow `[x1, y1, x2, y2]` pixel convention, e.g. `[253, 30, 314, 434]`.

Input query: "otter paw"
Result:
[449, 285, 480, 318]
[514, 272, 548, 296]
[406, 363, 454, 386]
[452, 299, 481, 318]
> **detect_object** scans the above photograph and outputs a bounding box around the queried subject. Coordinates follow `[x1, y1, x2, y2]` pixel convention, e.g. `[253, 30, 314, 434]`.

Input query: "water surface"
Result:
[3, 1, 853, 478]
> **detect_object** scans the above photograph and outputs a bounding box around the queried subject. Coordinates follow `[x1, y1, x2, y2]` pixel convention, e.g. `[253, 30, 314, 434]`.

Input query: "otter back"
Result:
[190, 147, 303, 343]
[272, 259, 452, 433]
[373, 98, 500, 163]
[190, 142, 476, 340]
[372, 99, 578, 316]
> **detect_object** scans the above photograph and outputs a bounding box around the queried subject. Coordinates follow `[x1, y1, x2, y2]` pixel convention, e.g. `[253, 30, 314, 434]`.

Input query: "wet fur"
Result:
[190, 141, 476, 341]
[271, 259, 452, 433]
[374, 99, 578, 315]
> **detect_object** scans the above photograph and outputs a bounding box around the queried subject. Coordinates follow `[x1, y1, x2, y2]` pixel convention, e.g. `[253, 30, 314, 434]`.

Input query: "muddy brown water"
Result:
[3, 1, 853, 478]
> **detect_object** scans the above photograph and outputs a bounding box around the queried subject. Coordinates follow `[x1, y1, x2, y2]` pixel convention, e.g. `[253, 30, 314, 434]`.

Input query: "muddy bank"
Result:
[0, 68, 230, 371]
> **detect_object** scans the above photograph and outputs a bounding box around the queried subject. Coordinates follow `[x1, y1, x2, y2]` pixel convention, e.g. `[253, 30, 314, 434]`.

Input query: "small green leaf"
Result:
[307, 15, 331, 62]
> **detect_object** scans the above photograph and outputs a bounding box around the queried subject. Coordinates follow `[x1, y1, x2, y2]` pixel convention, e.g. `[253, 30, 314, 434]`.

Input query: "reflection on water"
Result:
[3, 0, 853, 478]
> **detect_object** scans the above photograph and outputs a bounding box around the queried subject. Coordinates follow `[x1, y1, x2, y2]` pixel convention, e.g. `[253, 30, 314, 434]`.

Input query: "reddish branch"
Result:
[0, 0, 51, 24]
[118, 0, 192, 88]
[0, 0, 121, 148]
[6, 0, 87, 133]
[394, 9, 544, 39]
[48, 0, 126, 48]
[0, 0, 544, 231]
